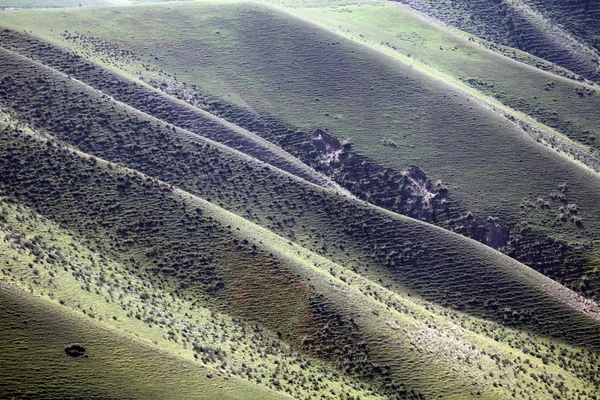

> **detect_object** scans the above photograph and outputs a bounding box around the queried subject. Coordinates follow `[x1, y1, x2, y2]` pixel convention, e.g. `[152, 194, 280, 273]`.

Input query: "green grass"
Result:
[287, 2, 600, 153]
[0, 282, 289, 400]
[1, 123, 600, 398]
[2, 0, 598, 246]
[0, 0, 131, 8]
[1, 2, 600, 398]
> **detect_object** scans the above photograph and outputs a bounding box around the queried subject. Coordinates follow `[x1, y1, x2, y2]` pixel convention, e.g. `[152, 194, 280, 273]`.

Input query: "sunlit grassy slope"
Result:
[0, 283, 289, 400]
[2, 119, 600, 399]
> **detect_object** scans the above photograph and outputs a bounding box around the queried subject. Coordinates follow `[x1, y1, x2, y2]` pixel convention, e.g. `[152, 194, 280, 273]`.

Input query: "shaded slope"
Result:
[2, 123, 600, 399]
[523, 0, 600, 49]
[0, 283, 289, 400]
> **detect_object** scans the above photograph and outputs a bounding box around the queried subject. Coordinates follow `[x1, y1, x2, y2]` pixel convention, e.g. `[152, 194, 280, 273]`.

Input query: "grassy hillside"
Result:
[0, 283, 288, 400]
[2, 1, 600, 398]
[391, 0, 600, 83]
[287, 2, 600, 155]
[2, 118, 600, 398]
[1, 2, 600, 299]
[3, 1, 598, 228]
[1, 39, 600, 330]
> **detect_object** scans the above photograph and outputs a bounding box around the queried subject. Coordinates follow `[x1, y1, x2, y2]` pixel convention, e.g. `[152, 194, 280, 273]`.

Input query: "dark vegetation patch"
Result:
[298, 295, 422, 399]
[64, 343, 86, 357]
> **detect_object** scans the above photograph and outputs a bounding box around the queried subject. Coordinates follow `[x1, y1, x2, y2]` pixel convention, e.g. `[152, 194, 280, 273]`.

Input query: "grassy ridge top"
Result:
[2, 0, 599, 243]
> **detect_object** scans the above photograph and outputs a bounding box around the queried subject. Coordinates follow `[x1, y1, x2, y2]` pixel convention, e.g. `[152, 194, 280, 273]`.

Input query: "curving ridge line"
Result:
[0, 41, 348, 195]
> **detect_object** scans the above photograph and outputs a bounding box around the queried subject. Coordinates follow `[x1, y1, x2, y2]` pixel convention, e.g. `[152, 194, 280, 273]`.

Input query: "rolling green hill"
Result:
[0, 37, 599, 333]
[2, 117, 600, 399]
[1, 0, 600, 398]
[0, 283, 289, 400]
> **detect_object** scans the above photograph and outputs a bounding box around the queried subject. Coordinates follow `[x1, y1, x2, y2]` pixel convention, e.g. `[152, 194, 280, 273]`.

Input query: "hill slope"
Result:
[393, 0, 600, 83]
[2, 2, 600, 299]
[2, 118, 600, 398]
[1, 1, 600, 398]
[0, 40, 599, 336]
[0, 283, 289, 400]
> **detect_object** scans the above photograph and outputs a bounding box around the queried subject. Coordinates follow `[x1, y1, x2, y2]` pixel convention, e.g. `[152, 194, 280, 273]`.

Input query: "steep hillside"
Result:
[2, 119, 600, 399]
[1, 2, 600, 299]
[393, 0, 600, 83]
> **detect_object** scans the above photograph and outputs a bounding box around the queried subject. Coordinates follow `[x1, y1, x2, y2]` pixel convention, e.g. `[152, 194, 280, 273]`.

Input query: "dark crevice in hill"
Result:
[394, 0, 600, 83]
[2, 48, 600, 353]
[0, 30, 597, 302]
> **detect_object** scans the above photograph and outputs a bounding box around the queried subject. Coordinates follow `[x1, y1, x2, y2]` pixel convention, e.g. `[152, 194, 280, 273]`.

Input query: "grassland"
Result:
[1, 1, 600, 298]
[1, 39, 600, 332]
[1, 0, 600, 398]
[0, 283, 289, 400]
[389, 0, 600, 83]
[2, 119, 600, 399]
[3, 1, 599, 236]
[287, 2, 600, 153]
